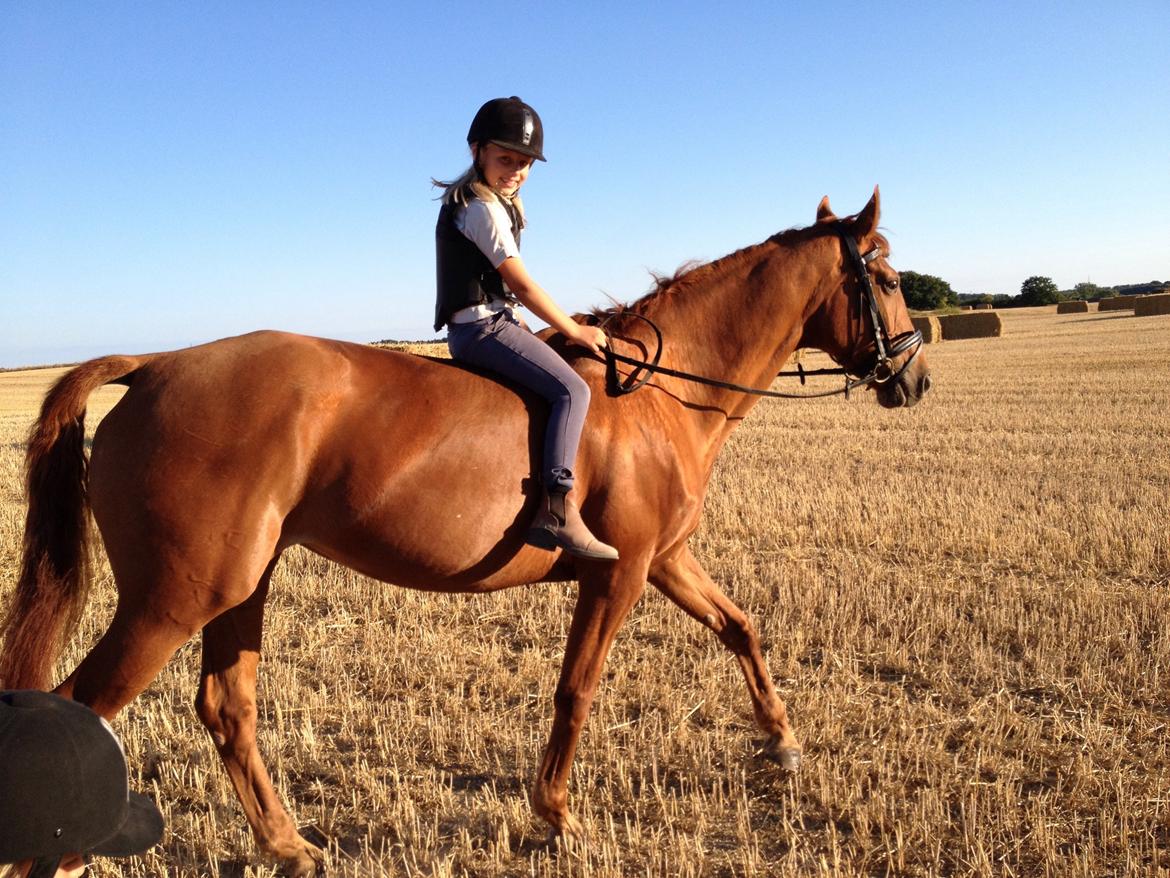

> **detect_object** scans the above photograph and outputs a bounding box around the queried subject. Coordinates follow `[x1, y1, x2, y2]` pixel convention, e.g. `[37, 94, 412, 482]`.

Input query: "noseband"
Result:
[600, 224, 923, 400]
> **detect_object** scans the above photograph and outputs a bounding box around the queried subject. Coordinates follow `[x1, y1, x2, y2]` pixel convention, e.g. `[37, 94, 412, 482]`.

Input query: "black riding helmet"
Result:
[467, 96, 546, 162]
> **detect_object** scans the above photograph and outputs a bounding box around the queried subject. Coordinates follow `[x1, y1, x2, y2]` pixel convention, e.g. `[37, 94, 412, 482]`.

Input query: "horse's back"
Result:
[92, 329, 533, 464]
[88, 331, 558, 590]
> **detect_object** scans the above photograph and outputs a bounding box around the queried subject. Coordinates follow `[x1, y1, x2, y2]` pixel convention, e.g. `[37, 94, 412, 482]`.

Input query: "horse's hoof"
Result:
[778, 747, 802, 771]
[545, 813, 587, 853]
[764, 736, 803, 772]
[280, 840, 326, 877]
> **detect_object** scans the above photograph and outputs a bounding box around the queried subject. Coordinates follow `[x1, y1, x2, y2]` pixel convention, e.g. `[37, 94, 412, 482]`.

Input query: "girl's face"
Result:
[475, 143, 533, 196]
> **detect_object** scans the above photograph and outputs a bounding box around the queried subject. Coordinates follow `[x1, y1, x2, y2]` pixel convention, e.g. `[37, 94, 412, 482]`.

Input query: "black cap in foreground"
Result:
[0, 690, 164, 863]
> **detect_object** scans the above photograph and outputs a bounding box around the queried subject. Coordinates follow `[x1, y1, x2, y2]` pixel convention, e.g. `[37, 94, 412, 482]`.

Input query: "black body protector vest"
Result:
[434, 194, 523, 331]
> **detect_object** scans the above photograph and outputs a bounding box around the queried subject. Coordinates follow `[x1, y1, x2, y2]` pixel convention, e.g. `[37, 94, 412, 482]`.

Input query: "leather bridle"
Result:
[600, 223, 924, 400]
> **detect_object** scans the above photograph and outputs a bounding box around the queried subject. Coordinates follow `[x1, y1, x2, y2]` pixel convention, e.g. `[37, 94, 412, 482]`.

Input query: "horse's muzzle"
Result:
[877, 363, 931, 408]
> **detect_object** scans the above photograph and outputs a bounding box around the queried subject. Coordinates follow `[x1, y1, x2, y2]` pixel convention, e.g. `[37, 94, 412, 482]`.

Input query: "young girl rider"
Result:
[434, 96, 618, 562]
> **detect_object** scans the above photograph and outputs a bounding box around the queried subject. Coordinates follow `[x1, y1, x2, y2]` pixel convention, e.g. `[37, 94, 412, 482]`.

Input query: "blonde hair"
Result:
[431, 160, 526, 225]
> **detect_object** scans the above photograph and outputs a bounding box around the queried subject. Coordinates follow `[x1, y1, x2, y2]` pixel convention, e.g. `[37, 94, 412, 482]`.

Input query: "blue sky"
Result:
[2, 1, 1167, 367]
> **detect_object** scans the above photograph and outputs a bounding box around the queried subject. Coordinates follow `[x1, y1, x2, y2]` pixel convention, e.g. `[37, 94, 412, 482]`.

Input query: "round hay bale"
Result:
[1057, 300, 1089, 314]
[973, 303, 994, 310]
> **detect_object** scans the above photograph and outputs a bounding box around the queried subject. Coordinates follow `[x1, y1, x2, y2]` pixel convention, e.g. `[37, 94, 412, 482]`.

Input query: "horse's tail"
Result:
[0, 355, 147, 689]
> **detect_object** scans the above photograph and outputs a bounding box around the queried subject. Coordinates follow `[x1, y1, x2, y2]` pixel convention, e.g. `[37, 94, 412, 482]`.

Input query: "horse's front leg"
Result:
[532, 559, 647, 840]
[648, 546, 802, 769]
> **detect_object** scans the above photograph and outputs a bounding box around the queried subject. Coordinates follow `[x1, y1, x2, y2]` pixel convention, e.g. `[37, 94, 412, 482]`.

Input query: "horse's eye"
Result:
[883, 278, 899, 292]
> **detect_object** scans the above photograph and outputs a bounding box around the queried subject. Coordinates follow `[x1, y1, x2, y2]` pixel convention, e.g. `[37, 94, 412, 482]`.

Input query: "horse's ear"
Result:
[816, 196, 835, 222]
[853, 186, 881, 237]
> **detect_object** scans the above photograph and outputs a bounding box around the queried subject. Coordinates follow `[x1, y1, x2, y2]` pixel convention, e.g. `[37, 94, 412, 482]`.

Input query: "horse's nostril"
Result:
[919, 374, 933, 395]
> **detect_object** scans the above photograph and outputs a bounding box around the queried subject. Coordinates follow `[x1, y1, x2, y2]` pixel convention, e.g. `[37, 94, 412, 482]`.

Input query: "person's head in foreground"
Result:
[0, 690, 164, 878]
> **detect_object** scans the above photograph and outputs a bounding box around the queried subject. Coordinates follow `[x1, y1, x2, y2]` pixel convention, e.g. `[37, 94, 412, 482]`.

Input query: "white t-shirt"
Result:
[455, 197, 522, 267]
[449, 197, 525, 323]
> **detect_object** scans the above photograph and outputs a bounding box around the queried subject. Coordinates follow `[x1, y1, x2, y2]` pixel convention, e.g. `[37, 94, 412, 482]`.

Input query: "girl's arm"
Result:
[498, 256, 607, 352]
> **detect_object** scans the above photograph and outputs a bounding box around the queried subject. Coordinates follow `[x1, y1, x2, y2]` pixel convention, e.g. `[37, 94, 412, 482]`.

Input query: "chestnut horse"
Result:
[0, 190, 929, 874]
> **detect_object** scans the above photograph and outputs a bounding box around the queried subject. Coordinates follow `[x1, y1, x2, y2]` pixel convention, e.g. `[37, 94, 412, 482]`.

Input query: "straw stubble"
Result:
[1, 305, 1168, 876]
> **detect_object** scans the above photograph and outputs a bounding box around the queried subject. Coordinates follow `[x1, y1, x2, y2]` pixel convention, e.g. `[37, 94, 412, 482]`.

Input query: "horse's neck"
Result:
[645, 237, 826, 421]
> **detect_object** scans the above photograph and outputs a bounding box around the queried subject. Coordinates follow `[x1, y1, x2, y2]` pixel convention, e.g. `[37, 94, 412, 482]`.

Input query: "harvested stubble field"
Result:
[2, 306, 1169, 877]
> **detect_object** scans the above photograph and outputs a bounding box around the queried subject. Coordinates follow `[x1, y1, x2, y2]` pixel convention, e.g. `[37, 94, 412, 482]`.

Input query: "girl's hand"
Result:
[568, 325, 608, 353]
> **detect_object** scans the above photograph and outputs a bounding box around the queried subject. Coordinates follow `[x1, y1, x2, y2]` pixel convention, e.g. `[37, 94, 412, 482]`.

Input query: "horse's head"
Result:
[801, 187, 932, 408]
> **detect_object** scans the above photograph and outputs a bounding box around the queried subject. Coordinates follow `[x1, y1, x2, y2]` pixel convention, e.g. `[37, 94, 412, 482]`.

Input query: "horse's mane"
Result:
[584, 220, 862, 332]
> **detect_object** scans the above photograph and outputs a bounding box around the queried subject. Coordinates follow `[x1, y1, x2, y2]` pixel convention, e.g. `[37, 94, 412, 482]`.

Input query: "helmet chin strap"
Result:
[474, 161, 518, 202]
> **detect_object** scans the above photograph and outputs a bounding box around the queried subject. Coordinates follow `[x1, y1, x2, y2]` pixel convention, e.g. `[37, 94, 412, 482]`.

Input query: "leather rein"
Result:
[599, 222, 924, 400]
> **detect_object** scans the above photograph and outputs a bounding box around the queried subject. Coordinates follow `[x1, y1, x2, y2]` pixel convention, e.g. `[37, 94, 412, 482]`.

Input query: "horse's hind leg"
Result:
[648, 546, 802, 769]
[196, 556, 324, 878]
[55, 587, 218, 716]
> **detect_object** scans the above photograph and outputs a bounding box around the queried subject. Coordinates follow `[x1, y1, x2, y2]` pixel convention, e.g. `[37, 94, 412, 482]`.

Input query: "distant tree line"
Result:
[899, 272, 959, 311]
[900, 272, 1169, 311]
